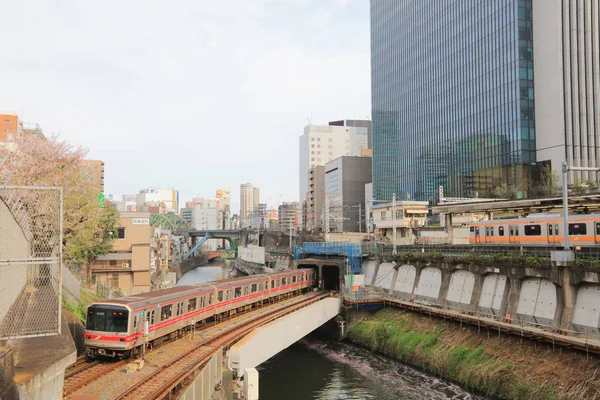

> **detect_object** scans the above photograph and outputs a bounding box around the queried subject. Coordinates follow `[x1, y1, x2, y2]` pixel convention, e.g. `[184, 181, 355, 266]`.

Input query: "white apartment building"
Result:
[136, 188, 179, 213]
[240, 183, 260, 228]
[299, 123, 369, 223]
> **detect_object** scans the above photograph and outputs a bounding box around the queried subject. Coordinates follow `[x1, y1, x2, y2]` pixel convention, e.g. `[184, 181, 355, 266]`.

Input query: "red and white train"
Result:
[84, 269, 317, 360]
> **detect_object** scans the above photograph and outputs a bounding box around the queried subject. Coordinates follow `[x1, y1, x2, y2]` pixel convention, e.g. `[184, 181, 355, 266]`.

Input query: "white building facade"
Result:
[299, 123, 369, 226]
[136, 188, 179, 213]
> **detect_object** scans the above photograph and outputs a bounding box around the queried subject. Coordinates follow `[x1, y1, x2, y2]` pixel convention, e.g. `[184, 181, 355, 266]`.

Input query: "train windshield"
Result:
[86, 305, 129, 333]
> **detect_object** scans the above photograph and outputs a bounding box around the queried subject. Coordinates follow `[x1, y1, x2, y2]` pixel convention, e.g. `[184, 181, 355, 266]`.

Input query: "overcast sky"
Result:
[0, 0, 370, 213]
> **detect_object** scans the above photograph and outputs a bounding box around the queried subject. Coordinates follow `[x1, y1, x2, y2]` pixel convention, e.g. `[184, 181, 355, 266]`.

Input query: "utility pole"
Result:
[392, 193, 397, 255]
[366, 199, 371, 236]
[358, 203, 362, 234]
[289, 219, 293, 253]
[561, 163, 600, 250]
[325, 197, 330, 242]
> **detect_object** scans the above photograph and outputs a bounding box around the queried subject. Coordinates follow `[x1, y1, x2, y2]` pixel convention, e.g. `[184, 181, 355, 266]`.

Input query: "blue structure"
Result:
[294, 242, 363, 274]
[184, 230, 240, 260]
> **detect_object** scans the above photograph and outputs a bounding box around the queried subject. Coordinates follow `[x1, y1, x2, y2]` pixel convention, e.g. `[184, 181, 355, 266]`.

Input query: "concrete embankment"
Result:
[346, 308, 600, 400]
[174, 253, 209, 280]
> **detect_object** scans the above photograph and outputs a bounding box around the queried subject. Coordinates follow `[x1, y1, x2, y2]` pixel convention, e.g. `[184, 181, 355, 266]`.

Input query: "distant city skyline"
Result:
[0, 1, 370, 212]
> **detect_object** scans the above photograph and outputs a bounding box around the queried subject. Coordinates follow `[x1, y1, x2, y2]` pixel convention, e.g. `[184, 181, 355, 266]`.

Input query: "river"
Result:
[178, 263, 485, 400]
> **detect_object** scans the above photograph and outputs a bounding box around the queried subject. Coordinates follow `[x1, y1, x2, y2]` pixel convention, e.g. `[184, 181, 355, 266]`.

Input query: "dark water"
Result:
[177, 265, 485, 400]
[259, 339, 486, 400]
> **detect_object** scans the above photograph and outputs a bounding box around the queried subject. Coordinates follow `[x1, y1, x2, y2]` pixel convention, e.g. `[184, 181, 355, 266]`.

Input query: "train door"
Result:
[474, 226, 481, 243]
[547, 223, 554, 244]
[509, 225, 516, 243]
[595, 222, 600, 244]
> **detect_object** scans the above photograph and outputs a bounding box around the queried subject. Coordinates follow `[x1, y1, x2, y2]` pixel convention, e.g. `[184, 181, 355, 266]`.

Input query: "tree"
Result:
[0, 134, 118, 264]
[528, 165, 559, 198]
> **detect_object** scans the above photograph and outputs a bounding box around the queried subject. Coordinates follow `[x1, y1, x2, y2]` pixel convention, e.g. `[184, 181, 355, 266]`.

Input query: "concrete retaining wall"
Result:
[239, 246, 265, 265]
[368, 259, 600, 334]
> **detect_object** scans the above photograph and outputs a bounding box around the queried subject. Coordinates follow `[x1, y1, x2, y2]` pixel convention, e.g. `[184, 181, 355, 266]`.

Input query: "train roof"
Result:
[95, 284, 213, 309]
[471, 213, 600, 225]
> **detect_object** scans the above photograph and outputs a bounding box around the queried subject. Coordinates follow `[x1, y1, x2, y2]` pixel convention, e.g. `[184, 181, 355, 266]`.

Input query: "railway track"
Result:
[64, 291, 330, 399]
[64, 359, 128, 397]
[114, 292, 331, 400]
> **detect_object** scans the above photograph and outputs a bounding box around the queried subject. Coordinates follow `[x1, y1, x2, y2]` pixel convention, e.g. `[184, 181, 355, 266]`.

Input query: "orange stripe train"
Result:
[469, 213, 600, 246]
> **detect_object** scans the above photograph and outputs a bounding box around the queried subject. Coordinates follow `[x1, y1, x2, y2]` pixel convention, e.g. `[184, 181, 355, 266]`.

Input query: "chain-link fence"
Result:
[0, 186, 62, 340]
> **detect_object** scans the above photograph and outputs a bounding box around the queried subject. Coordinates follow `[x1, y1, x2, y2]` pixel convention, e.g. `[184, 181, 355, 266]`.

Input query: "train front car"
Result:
[84, 302, 135, 360]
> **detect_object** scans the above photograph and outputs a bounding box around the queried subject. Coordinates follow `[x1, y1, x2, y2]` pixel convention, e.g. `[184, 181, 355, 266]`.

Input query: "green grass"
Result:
[348, 311, 556, 399]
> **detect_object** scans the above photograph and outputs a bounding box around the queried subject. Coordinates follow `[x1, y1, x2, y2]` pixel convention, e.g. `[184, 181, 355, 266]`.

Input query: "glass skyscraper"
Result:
[371, 0, 536, 202]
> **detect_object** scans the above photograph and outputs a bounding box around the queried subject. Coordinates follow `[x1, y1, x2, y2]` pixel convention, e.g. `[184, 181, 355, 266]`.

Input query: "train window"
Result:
[469, 226, 474, 232]
[244, 286, 249, 296]
[292, 276, 297, 283]
[176, 303, 181, 316]
[597, 223, 600, 235]
[509, 226, 514, 236]
[161, 305, 172, 321]
[218, 291, 223, 302]
[251, 284, 257, 293]
[235, 287, 242, 298]
[282, 278, 287, 285]
[549, 224, 553, 235]
[133, 314, 137, 329]
[515, 226, 519, 235]
[498, 226, 504, 236]
[569, 223, 587, 235]
[188, 298, 197, 312]
[524, 225, 541, 236]
[209, 293, 214, 305]
[151, 310, 155, 325]
[271, 280, 275, 289]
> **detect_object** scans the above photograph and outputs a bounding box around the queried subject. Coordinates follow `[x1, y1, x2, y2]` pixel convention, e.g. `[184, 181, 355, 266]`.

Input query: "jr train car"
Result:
[84, 269, 317, 359]
[469, 213, 600, 246]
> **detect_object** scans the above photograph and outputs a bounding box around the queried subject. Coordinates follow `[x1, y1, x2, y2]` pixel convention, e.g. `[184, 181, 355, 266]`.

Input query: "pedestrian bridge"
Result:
[184, 229, 241, 260]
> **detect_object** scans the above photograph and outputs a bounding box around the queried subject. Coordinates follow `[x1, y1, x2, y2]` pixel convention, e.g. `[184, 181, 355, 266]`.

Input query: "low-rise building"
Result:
[89, 212, 152, 295]
[278, 202, 300, 232]
[372, 201, 429, 245]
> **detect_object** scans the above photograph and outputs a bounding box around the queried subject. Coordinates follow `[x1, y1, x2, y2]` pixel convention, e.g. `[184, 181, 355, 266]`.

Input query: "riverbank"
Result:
[346, 308, 600, 399]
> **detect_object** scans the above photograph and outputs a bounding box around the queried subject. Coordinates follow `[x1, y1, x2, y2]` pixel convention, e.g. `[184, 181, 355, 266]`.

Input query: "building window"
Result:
[311, 137, 315, 141]
[311, 158, 315, 161]
[328, 138, 332, 142]
[112, 273, 119, 289]
[317, 158, 321, 162]
[317, 151, 320, 155]
[317, 138, 320, 141]
[328, 152, 333, 155]
[381, 211, 386, 220]
[328, 145, 332, 149]
[311, 151, 315, 154]
[109, 260, 117, 267]
[117, 228, 125, 239]
[317, 145, 321, 148]
[311, 144, 315, 148]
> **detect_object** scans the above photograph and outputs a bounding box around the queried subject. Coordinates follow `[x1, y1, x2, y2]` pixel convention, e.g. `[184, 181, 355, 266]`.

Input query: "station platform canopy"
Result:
[431, 194, 600, 217]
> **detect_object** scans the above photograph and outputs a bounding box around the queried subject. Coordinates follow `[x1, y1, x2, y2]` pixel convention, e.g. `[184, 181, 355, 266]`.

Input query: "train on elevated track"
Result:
[84, 269, 317, 360]
[469, 213, 600, 246]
